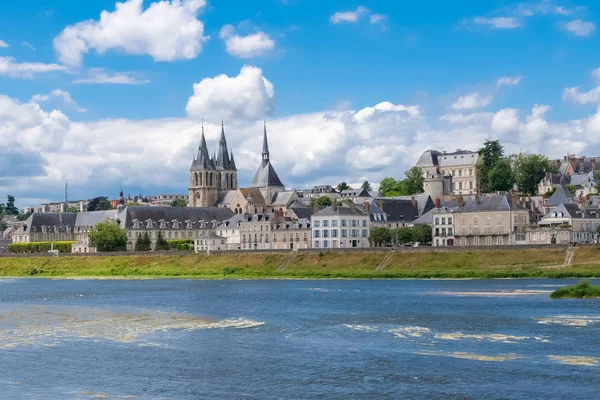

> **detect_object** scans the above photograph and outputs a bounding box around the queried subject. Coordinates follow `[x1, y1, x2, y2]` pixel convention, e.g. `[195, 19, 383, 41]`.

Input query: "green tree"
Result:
[368, 227, 392, 247]
[379, 177, 409, 197]
[171, 199, 188, 207]
[412, 224, 433, 245]
[88, 196, 113, 211]
[17, 212, 32, 221]
[308, 196, 334, 207]
[477, 139, 505, 193]
[4, 195, 19, 215]
[393, 227, 414, 245]
[154, 230, 170, 251]
[134, 231, 152, 251]
[510, 153, 558, 195]
[336, 182, 351, 192]
[89, 221, 127, 252]
[361, 181, 372, 192]
[66, 206, 79, 213]
[566, 185, 578, 197]
[404, 167, 425, 195]
[0, 220, 7, 232]
[487, 159, 513, 192]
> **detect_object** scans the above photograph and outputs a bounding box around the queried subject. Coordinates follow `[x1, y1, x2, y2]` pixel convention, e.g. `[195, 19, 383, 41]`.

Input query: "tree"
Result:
[487, 159, 513, 192]
[404, 167, 425, 195]
[361, 181, 372, 192]
[135, 231, 152, 251]
[0, 220, 7, 232]
[392, 227, 413, 245]
[368, 227, 392, 247]
[379, 177, 399, 197]
[4, 195, 18, 215]
[171, 199, 187, 207]
[336, 182, 351, 192]
[89, 221, 127, 252]
[566, 185, 578, 197]
[66, 206, 79, 213]
[308, 196, 333, 207]
[88, 196, 113, 211]
[510, 153, 558, 195]
[17, 212, 32, 222]
[412, 224, 433, 245]
[477, 140, 505, 193]
[154, 230, 170, 251]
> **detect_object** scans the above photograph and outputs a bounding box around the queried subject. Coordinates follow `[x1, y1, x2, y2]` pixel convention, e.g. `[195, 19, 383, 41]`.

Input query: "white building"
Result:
[311, 204, 370, 249]
[194, 230, 227, 253]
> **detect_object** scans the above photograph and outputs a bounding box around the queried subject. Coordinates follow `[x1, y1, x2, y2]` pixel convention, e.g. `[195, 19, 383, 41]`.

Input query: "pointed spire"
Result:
[230, 150, 237, 170]
[216, 120, 231, 170]
[262, 121, 270, 165]
[191, 122, 214, 170]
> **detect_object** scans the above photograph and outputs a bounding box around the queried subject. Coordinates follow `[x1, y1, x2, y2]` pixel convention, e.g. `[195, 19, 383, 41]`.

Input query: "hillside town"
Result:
[2, 125, 599, 254]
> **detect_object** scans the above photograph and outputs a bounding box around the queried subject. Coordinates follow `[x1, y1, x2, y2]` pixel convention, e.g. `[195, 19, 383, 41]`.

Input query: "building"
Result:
[538, 203, 600, 244]
[22, 200, 89, 214]
[554, 154, 599, 176]
[361, 198, 423, 229]
[152, 194, 189, 206]
[538, 172, 597, 197]
[311, 204, 370, 249]
[270, 217, 311, 250]
[215, 214, 245, 250]
[301, 185, 338, 199]
[416, 149, 479, 196]
[433, 195, 530, 247]
[337, 188, 372, 204]
[195, 230, 227, 253]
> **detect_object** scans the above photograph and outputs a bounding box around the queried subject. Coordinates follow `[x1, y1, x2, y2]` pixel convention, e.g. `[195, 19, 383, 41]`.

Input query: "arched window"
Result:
[195, 173, 199, 186]
[199, 172, 202, 186]
[216, 173, 221, 189]
[209, 172, 213, 186]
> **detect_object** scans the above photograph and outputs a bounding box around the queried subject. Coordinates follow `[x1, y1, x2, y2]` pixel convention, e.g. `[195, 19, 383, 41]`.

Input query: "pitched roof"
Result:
[249, 161, 284, 188]
[413, 201, 458, 225]
[546, 184, 574, 207]
[287, 206, 323, 220]
[382, 194, 434, 216]
[367, 199, 420, 222]
[339, 188, 371, 197]
[190, 127, 215, 171]
[453, 195, 520, 213]
[118, 206, 234, 229]
[75, 210, 121, 227]
[313, 205, 368, 217]
[24, 213, 77, 233]
[271, 191, 296, 206]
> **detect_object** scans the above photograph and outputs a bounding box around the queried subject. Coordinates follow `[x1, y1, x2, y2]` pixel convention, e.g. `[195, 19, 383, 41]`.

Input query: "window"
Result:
[323, 220, 329, 227]
[473, 237, 480, 246]
[435, 217, 440, 225]
[314, 230, 320, 238]
[362, 229, 368, 237]
[448, 217, 453, 225]
[362, 220, 367, 227]
[351, 229, 358, 237]
[459, 170, 463, 177]
[314, 241, 320, 248]
[283, 233, 287, 241]
[459, 182, 463, 190]
[473, 217, 479, 226]
[323, 240, 329, 248]
[448, 228, 453, 236]
[441, 228, 446, 236]
[469, 181, 473, 189]
[497, 236, 503, 245]
[332, 229, 338, 238]
[486, 236, 492, 245]
[460, 237, 467, 246]
[304, 232, 307, 239]
[435, 228, 440, 236]
[323, 230, 329, 238]
[314, 220, 320, 227]
[341, 229, 347, 238]
[341, 220, 347, 227]
[332, 220, 338, 227]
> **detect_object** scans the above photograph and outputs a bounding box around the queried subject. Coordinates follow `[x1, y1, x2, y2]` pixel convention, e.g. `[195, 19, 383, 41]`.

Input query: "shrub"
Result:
[89, 221, 127, 252]
[8, 241, 76, 254]
[176, 243, 191, 251]
[550, 280, 600, 298]
[154, 230, 170, 251]
[167, 239, 194, 249]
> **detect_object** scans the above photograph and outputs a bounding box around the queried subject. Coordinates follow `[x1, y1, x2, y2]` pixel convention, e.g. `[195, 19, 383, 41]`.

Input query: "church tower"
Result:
[249, 122, 285, 202]
[188, 123, 238, 207]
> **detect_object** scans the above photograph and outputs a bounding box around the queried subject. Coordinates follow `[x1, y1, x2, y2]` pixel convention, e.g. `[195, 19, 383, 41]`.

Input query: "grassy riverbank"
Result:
[550, 281, 600, 298]
[1, 246, 600, 279]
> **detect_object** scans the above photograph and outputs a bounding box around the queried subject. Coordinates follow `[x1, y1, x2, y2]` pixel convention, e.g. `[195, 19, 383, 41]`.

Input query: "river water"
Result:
[0, 278, 599, 399]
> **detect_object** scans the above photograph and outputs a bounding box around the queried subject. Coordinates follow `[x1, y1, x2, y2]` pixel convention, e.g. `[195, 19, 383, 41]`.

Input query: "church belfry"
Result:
[188, 122, 238, 207]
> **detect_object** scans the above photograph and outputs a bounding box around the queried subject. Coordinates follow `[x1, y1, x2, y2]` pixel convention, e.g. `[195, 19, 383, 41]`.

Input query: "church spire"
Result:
[191, 122, 214, 170]
[230, 150, 237, 170]
[216, 120, 231, 170]
[262, 121, 270, 165]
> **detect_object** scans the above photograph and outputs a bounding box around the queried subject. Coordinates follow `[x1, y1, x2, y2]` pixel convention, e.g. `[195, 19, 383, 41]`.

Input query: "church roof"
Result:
[249, 123, 284, 188]
[190, 126, 215, 171]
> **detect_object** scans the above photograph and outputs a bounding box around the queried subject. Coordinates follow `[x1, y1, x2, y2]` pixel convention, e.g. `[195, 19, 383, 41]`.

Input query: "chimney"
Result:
[592, 158, 597, 170]
[435, 197, 441, 208]
[578, 194, 585, 210]
[411, 195, 416, 208]
[579, 157, 585, 172]
[332, 201, 338, 212]
[313, 203, 319, 214]
[545, 172, 550, 182]
[364, 202, 370, 212]
[378, 200, 384, 211]
[457, 195, 464, 208]
[475, 194, 480, 205]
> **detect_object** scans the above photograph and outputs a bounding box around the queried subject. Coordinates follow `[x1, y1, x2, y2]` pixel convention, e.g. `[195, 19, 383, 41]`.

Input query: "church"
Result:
[188, 122, 304, 213]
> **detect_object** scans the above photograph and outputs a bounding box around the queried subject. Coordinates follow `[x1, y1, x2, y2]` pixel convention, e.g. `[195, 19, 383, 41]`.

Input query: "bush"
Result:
[154, 230, 170, 251]
[550, 280, 600, 298]
[167, 239, 194, 249]
[177, 243, 191, 251]
[8, 241, 76, 254]
[89, 221, 127, 252]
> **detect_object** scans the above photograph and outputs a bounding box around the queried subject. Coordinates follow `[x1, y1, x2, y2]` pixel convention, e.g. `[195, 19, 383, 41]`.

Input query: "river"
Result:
[0, 278, 599, 399]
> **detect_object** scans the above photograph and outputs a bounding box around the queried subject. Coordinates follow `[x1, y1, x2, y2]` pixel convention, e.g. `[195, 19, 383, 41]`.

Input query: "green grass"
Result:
[0, 247, 598, 279]
[550, 280, 600, 298]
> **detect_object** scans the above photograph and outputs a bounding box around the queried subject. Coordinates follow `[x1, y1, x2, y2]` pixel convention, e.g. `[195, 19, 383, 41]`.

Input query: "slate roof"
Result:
[119, 206, 234, 229]
[313, 205, 368, 217]
[413, 201, 458, 225]
[217, 213, 246, 229]
[215, 123, 235, 170]
[382, 194, 435, 216]
[339, 188, 371, 198]
[75, 210, 121, 227]
[216, 190, 237, 205]
[246, 188, 267, 205]
[272, 218, 311, 230]
[453, 195, 522, 213]
[24, 213, 77, 233]
[190, 128, 215, 171]
[546, 185, 574, 207]
[249, 162, 284, 188]
[367, 199, 420, 222]
[288, 206, 322, 220]
[271, 191, 295, 206]
[416, 149, 478, 168]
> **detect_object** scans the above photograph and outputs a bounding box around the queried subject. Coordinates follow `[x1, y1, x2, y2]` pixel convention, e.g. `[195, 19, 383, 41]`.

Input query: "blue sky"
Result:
[0, 0, 599, 207]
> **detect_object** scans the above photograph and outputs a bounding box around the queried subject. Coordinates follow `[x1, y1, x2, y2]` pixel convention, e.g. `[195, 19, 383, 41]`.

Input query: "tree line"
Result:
[368, 225, 432, 247]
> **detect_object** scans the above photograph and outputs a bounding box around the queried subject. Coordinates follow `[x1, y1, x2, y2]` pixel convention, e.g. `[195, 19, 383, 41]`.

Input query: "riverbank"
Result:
[1, 246, 600, 279]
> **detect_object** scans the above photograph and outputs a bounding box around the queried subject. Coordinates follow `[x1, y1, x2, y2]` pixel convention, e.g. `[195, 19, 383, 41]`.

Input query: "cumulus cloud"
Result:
[0, 56, 68, 78]
[53, 0, 209, 66]
[330, 6, 369, 24]
[30, 89, 86, 113]
[563, 86, 600, 105]
[219, 25, 275, 59]
[186, 65, 275, 122]
[497, 75, 522, 87]
[0, 39, 9, 48]
[452, 92, 493, 110]
[73, 68, 149, 85]
[473, 17, 521, 29]
[369, 14, 387, 24]
[563, 19, 596, 36]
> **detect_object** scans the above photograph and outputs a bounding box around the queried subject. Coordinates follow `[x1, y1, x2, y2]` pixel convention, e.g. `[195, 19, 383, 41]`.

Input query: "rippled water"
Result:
[0, 278, 599, 399]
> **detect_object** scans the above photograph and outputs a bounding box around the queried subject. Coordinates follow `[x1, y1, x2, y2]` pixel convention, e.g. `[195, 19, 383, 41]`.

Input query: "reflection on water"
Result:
[0, 278, 598, 399]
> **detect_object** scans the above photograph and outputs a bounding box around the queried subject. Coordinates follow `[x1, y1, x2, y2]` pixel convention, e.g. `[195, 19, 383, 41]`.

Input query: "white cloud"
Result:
[452, 92, 493, 110]
[73, 68, 149, 85]
[440, 112, 494, 124]
[330, 6, 369, 24]
[22, 42, 36, 51]
[473, 17, 521, 29]
[369, 14, 387, 24]
[219, 25, 275, 59]
[563, 19, 596, 36]
[593, 67, 600, 82]
[563, 86, 600, 104]
[491, 108, 520, 134]
[186, 65, 275, 122]
[497, 75, 523, 87]
[30, 89, 86, 113]
[0, 39, 9, 48]
[0, 56, 68, 78]
[53, 0, 208, 66]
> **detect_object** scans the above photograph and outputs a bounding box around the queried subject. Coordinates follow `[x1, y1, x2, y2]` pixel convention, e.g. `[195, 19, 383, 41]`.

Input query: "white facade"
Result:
[311, 207, 370, 249]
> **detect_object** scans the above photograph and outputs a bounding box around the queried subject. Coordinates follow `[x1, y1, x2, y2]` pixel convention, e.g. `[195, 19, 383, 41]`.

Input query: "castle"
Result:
[188, 122, 303, 213]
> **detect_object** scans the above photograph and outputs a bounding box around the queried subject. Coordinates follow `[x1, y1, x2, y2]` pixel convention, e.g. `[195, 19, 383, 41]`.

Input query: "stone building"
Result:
[416, 149, 479, 196]
[311, 204, 370, 249]
[538, 203, 600, 244]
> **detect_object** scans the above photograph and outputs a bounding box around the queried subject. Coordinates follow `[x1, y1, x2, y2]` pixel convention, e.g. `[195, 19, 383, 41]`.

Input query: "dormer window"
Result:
[133, 219, 140, 229]
[159, 220, 166, 229]
[186, 219, 193, 229]
[172, 220, 179, 229]
[145, 219, 153, 229]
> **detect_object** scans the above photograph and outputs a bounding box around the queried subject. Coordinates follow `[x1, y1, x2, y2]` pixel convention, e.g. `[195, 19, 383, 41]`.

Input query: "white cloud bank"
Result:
[219, 25, 275, 59]
[0, 56, 68, 78]
[452, 92, 493, 110]
[53, 0, 209, 66]
[30, 89, 86, 113]
[73, 68, 149, 85]
[563, 19, 596, 36]
[330, 6, 386, 25]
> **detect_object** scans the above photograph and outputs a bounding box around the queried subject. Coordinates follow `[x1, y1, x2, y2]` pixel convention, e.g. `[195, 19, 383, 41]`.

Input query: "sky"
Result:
[1, 0, 599, 208]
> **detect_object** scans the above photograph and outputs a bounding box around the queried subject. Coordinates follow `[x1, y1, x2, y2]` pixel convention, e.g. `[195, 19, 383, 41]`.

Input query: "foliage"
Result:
[368, 227, 392, 246]
[361, 181, 372, 192]
[477, 140, 505, 193]
[89, 221, 127, 252]
[392, 227, 414, 245]
[17, 211, 32, 221]
[171, 199, 188, 207]
[135, 232, 152, 251]
[167, 239, 194, 250]
[543, 187, 557, 198]
[127, 202, 142, 207]
[597, 224, 600, 234]
[66, 206, 80, 213]
[566, 185, 578, 197]
[336, 182, 351, 192]
[510, 153, 558, 195]
[309, 196, 333, 207]
[412, 224, 433, 245]
[3, 195, 19, 215]
[8, 241, 76, 253]
[404, 167, 425, 195]
[550, 281, 600, 299]
[487, 158, 514, 192]
[87, 196, 113, 211]
[154, 230, 170, 251]
[0, 220, 7, 232]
